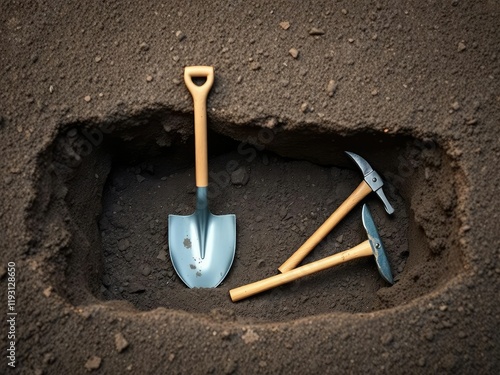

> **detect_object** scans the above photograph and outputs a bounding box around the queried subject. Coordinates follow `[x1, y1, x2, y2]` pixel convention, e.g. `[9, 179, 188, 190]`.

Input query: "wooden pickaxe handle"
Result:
[230, 240, 373, 302]
[278, 180, 372, 273]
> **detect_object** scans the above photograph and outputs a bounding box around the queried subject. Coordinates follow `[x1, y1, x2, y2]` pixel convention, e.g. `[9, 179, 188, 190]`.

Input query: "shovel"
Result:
[168, 66, 236, 288]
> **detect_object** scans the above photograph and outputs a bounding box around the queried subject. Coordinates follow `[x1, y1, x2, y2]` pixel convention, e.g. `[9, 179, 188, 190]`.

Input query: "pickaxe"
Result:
[230, 204, 393, 302]
[278, 151, 394, 273]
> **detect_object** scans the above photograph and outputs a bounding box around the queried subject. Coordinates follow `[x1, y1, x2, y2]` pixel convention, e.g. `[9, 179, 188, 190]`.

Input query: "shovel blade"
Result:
[168, 211, 236, 288]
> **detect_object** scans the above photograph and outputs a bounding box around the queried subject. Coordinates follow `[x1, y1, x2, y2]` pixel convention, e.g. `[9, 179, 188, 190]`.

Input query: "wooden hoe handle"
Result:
[230, 240, 373, 302]
[184, 66, 215, 188]
[278, 180, 373, 273]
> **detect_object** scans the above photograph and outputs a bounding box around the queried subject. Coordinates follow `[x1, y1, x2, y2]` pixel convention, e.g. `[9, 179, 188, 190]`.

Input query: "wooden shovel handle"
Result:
[230, 240, 373, 302]
[278, 180, 372, 273]
[184, 66, 215, 188]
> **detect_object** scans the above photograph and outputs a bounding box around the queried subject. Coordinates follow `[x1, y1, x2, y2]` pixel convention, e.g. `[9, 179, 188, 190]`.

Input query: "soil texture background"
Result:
[1, 0, 499, 374]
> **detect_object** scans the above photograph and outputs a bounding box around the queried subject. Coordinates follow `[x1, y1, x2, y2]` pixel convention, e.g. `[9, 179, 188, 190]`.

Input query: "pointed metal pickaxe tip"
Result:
[361, 204, 394, 284]
[345, 151, 395, 215]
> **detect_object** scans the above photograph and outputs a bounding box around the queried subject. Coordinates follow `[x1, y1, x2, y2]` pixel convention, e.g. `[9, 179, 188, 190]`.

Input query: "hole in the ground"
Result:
[32, 109, 464, 323]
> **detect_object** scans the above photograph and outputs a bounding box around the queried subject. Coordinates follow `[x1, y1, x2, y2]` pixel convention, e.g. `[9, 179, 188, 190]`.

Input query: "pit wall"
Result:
[28, 108, 465, 323]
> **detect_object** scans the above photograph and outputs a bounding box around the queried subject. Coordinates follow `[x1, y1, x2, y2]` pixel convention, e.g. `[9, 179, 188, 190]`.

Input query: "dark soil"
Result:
[1, 0, 499, 374]
[97, 148, 411, 321]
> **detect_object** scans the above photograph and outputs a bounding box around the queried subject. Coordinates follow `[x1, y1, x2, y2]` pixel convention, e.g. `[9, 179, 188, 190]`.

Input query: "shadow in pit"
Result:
[28, 108, 465, 323]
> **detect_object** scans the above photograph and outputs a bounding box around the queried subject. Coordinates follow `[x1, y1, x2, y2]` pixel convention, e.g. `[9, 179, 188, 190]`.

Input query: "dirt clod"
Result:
[118, 239, 130, 251]
[231, 167, 249, 186]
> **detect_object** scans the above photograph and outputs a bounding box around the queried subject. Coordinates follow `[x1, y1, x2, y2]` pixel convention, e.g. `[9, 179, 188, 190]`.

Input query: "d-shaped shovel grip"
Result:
[184, 66, 215, 188]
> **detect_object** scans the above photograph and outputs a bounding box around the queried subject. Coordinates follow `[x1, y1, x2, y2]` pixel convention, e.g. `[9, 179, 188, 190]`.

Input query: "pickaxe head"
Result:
[345, 151, 394, 214]
[361, 204, 394, 284]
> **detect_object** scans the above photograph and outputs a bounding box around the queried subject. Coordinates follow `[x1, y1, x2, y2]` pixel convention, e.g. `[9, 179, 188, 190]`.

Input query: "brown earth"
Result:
[1, 0, 499, 374]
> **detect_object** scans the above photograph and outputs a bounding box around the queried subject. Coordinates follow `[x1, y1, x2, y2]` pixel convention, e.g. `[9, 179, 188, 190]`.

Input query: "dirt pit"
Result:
[37, 110, 463, 323]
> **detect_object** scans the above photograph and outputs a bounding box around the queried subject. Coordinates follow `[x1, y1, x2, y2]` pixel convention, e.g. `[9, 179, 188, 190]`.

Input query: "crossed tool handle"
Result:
[230, 153, 395, 302]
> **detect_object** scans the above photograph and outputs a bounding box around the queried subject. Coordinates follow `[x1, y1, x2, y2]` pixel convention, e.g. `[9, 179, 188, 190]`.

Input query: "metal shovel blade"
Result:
[168, 187, 236, 288]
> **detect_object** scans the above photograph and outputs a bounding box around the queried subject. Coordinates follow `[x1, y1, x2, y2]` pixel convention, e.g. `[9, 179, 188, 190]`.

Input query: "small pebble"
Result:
[250, 61, 261, 71]
[136, 175, 146, 183]
[157, 250, 167, 261]
[84, 95, 91, 102]
[280, 79, 290, 87]
[279, 21, 290, 30]
[95, 56, 102, 63]
[139, 42, 149, 52]
[300, 102, 311, 113]
[451, 101, 460, 111]
[175, 30, 186, 41]
[309, 27, 325, 36]
[146, 75, 153, 82]
[457, 41, 466, 52]
[289, 48, 299, 59]
[84, 356, 102, 371]
[327, 80, 337, 96]
[341, 9, 348, 15]
[381, 332, 393, 345]
[115, 332, 129, 353]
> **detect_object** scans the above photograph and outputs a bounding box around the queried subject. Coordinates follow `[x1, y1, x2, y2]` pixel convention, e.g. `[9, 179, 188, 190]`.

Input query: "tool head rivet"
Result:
[372, 177, 377, 182]
[375, 243, 381, 249]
